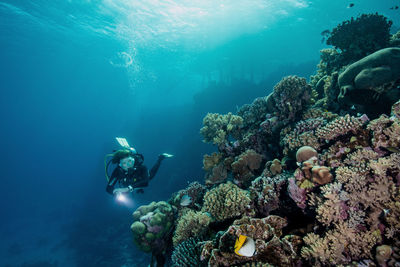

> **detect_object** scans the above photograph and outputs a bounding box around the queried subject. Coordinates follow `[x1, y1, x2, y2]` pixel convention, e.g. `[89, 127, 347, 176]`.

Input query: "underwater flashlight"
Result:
[116, 192, 127, 203]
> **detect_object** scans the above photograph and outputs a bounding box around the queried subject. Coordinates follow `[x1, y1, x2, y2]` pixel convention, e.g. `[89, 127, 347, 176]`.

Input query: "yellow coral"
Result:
[172, 209, 211, 246]
[203, 152, 222, 171]
[200, 112, 243, 145]
[201, 182, 251, 221]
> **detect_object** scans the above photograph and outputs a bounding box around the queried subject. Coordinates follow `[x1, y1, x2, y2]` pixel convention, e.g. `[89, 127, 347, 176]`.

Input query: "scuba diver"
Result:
[105, 137, 173, 199]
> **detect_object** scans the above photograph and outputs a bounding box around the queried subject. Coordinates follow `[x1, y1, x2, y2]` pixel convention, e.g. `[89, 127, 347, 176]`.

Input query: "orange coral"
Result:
[311, 166, 333, 185]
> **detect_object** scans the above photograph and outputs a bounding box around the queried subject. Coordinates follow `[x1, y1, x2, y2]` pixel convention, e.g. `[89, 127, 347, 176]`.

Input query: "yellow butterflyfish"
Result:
[234, 235, 255, 257]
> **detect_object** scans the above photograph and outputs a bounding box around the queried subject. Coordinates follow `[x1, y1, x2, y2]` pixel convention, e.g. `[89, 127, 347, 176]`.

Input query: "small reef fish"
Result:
[390, 6, 399, 10]
[234, 235, 256, 257]
[180, 194, 192, 206]
[347, 3, 355, 8]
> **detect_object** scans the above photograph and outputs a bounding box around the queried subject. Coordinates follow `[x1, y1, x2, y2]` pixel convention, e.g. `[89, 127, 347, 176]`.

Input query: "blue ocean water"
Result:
[0, 0, 398, 266]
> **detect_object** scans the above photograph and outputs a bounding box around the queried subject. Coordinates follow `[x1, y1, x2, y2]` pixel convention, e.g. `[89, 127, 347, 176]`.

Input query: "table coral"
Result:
[201, 182, 252, 222]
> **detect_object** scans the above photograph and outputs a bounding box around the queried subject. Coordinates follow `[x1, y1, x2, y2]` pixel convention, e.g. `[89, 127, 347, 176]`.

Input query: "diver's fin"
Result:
[116, 137, 130, 148]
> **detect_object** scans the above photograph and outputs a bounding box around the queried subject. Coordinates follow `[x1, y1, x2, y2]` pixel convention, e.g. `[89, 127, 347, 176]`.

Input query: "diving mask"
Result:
[120, 156, 135, 171]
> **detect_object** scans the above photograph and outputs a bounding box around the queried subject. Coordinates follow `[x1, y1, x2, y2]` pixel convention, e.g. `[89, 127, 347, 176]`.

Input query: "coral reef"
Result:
[338, 47, 400, 112]
[231, 149, 263, 186]
[171, 238, 205, 267]
[170, 181, 206, 210]
[267, 75, 312, 124]
[250, 174, 288, 216]
[201, 216, 302, 266]
[172, 209, 211, 246]
[238, 97, 271, 130]
[200, 112, 243, 145]
[201, 182, 252, 222]
[315, 114, 364, 141]
[326, 13, 393, 63]
[131, 201, 176, 254]
[129, 14, 400, 267]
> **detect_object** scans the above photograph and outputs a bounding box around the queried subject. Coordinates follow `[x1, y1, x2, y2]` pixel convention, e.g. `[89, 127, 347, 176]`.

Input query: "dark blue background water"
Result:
[0, 0, 398, 266]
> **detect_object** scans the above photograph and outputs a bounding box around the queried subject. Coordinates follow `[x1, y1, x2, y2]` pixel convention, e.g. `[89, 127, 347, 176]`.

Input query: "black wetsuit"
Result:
[106, 156, 163, 195]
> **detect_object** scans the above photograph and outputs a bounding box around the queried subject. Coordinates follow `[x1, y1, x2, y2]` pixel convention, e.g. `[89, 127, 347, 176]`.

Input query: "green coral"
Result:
[171, 238, 205, 267]
[268, 75, 313, 123]
[172, 209, 211, 246]
[201, 182, 251, 221]
[200, 112, 243, 145]
[131, 201, 176, 254]
[131, 221, 146, 234]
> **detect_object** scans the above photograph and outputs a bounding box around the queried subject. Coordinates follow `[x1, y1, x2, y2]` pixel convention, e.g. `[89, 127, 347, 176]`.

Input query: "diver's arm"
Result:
[149, 156, 164, 180]
[106, 168, 122, 195]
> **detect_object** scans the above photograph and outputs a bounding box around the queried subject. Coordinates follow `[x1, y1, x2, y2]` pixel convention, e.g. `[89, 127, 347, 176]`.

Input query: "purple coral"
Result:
[288, 178, 307, 209]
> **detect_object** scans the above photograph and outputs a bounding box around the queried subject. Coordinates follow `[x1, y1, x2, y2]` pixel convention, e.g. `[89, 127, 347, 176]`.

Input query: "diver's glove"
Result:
[159, 153, 174, 160]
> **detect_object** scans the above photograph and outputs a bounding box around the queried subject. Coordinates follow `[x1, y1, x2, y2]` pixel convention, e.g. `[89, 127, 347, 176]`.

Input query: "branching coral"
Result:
[238, 96, 271, 130]
[368, 114, 400, 152]
[250, 175, 288, 216]
[316, 114, 364, 141]
[171, 237, 205, 267]
[201, 182, 252, 221]
[301, 223, 382, 265]
[200, 112, 243, 145]
[173, 209, 211, 246]
[280, 117, 325, 155]
[132, 19, 400, 266]
[268, 76, 312, 123]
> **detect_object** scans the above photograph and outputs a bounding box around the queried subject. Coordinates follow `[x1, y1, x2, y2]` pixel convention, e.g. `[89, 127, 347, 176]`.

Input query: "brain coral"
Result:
[131, 201, 176, 253]
[201, 182, 251, 221]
